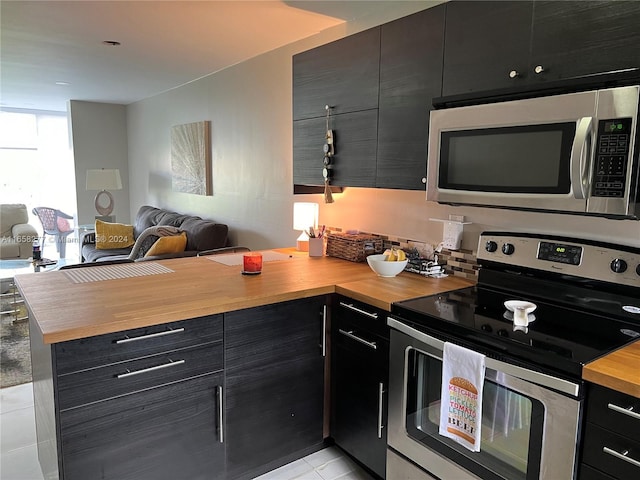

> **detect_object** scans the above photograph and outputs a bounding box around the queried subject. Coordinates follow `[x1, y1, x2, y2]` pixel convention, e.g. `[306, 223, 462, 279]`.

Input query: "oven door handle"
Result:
[387, 316, 580, 397]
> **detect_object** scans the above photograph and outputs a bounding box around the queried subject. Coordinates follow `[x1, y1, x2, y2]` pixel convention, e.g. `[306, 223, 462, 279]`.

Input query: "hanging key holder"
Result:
[323, 105, 335, 203]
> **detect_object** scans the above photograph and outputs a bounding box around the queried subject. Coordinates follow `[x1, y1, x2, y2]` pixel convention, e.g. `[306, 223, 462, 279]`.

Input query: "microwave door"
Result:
[427, 119, 591, 214]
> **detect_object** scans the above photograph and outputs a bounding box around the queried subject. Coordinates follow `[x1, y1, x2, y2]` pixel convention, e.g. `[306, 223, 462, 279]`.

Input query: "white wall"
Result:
[70, 101, 130, 225]
[126, 1, 640, 252]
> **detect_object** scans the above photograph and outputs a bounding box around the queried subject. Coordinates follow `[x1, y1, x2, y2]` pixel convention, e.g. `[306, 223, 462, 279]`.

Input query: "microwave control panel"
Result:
[592, 117, 632, 198]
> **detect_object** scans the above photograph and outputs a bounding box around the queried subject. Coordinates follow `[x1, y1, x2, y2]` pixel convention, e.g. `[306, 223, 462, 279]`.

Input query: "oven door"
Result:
[387, 318, 582, 480]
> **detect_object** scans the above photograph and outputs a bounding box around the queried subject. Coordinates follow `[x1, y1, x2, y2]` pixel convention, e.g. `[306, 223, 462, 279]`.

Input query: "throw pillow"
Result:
[95, 220, 135, 250]
[144, 231, 187, 257]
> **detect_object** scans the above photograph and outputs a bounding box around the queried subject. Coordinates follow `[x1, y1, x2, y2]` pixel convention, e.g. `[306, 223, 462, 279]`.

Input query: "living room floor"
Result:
[0, 383, 375, 480]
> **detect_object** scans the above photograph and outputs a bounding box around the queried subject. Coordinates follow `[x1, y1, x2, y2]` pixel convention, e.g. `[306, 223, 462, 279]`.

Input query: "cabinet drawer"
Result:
[55, 314, 223, 375]
[579, 463, 617, 480]
[57, 341, 223, 410]
[335, 296, 390, 341]
[582, 422, 640, 480]
[586, 384, 640, 441]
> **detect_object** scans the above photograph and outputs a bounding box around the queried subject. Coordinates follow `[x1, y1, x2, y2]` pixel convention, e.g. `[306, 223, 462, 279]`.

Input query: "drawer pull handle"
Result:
[116, 359, 185, 379]
[339, 302, 378, 319]
[603, 447, 640, 468]
[608, 403, 640, 421]
[338, 329, 377, 350]
[116, 327, 185, 344]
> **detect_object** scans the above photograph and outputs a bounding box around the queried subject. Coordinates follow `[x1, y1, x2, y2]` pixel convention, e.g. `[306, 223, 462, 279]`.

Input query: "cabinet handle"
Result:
[116, 359, 185, 379]
[378, 382, 385, 439]
[338, 329, 377, 350]
[322, 304, 327, 357]
[603, 447, 640, 468]
[339, 302, 378, 319]
[509, 70, 520, 79]
[116, 327, 185, 344]
[534, 65, 545, 74]
[608, 403, 640, 421]
[218, 385, 224, 443]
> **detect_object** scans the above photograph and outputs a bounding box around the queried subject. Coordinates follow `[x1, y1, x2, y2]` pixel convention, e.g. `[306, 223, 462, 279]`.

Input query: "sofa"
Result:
[0, 204, 39, 259]
[81, 205, 229, 262]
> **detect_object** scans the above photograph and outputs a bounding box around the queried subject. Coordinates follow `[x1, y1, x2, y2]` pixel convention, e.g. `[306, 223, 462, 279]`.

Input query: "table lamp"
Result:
[86, 168, 122, 222]
[293, 202, 319, 252]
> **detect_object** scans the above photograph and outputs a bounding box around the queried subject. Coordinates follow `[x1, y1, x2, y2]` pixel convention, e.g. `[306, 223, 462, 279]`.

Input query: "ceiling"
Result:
[1, 1, 392, 112]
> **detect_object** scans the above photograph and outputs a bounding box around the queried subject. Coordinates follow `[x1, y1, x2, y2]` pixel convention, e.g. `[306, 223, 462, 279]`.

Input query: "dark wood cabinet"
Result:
[331, 296, 389, 478]
[224, 296, 327, 480]
[442, 1, 533, 96]
[30, 315, 224, 480]
[530, 1, 640, 84]
[293, 27, 380, 121]
[442, 1, 640, 97]
[580, 383, 640, 479]
[293, 110, 378, 187]
[376, 5, 445, 190]
[60, 373, 224, 480]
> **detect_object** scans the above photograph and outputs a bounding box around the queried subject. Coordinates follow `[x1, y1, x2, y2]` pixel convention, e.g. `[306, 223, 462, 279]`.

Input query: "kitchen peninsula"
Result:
[16, 250, 472, 480]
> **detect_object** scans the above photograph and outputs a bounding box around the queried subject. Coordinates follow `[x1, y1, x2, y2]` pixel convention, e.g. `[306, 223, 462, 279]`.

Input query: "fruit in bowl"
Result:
[367, 249, 408, 277]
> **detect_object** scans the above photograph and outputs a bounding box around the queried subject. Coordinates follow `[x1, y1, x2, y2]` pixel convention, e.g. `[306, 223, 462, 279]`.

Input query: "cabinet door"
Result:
[293, 27, 380, 120]
[293, 110, 378, 187]
[531, 1, 640, 83]
[332, 335, 389, 478]
[442, 1, 534, 96]
[59, 373, 224, 480]
[377, 5, 445, 190]
[224, 297, 326, 480]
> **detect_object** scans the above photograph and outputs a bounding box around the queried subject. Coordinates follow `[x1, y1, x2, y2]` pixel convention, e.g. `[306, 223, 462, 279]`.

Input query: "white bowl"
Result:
[366, 254, 408, 277]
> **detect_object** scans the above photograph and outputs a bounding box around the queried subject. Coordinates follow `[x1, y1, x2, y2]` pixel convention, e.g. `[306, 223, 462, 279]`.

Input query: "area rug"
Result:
[1, 297, 32, 388]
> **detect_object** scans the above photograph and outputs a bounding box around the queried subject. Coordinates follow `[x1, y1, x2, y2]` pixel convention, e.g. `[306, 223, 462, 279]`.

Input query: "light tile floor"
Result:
[1, 383, 375, 480]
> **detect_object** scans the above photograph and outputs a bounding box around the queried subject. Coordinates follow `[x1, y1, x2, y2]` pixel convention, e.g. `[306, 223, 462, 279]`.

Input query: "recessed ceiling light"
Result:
[55, 81, 70, 86]
[102, 40, 121, 46]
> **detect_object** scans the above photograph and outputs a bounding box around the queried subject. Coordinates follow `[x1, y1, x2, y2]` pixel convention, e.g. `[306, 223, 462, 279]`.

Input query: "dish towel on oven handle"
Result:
[439, 342, 486, 452]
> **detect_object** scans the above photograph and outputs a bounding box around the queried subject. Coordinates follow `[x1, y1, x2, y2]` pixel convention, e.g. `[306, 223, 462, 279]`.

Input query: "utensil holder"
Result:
[309, 238, 323, 257]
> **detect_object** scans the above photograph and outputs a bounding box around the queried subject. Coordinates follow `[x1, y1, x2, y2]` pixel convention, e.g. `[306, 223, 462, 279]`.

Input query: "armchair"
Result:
[0, 204, 39, 259]
[32, 207, 74, 259]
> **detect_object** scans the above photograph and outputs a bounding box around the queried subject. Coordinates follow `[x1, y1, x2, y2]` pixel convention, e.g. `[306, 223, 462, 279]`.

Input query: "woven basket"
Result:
[326, 233, 384, 262]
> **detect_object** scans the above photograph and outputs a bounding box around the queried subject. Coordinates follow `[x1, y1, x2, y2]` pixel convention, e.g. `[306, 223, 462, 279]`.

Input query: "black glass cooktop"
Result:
[392, 285, 640, 379]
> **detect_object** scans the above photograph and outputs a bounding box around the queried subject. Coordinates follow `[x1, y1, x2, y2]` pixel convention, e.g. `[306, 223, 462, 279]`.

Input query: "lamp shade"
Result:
[86, 169, 122, 191]
[293, 202, 319, 231]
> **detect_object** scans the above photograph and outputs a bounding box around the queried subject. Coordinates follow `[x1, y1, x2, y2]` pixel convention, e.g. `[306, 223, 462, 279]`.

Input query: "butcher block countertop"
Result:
[583, 340, 640, 398]
[15, 249, 474, 345]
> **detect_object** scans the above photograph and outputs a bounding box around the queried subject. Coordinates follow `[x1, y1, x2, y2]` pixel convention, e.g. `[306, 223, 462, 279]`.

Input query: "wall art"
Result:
[171, 120, 212, 195]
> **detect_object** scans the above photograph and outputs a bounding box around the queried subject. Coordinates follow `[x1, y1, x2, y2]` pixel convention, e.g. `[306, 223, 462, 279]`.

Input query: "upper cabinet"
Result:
[441, 1, 533, 96]
[377, 5, 445, 190]
[530, 1, 640, 83]
[293, 28, 380, 121]
[442, 0, 640, 97]
[293, 1, 640, 191]
[293, 28, 380, 188]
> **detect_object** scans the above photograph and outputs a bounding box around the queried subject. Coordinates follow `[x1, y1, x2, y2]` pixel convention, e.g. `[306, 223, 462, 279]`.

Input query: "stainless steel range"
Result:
[387, 232, 640, 480]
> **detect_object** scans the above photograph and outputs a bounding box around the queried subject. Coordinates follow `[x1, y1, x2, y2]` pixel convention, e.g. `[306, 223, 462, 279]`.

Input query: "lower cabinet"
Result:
[60, 373, 224, 480]
[224, 296, 328, 480]
[580, 383, 640, 480]
[31, 298, 329, 480]
[331, 296, 390, 478]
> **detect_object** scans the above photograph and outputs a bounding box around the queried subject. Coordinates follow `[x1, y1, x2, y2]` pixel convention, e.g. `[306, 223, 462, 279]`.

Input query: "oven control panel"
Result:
[478, 232, 640, 288]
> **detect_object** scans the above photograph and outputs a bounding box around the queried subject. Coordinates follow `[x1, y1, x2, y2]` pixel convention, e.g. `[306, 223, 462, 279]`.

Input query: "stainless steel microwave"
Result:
[426, 85, 640, 219]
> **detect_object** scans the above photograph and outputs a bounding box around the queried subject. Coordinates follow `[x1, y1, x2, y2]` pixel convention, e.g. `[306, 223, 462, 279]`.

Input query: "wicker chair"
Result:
[32, 207, 74, 258]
